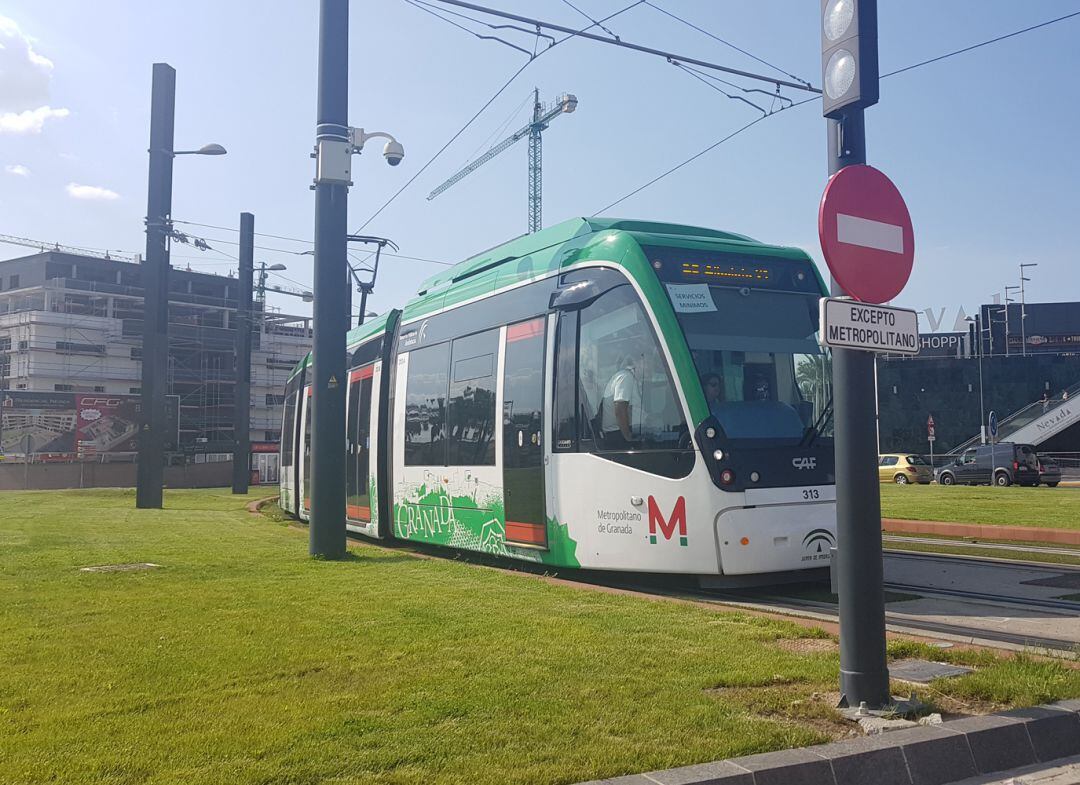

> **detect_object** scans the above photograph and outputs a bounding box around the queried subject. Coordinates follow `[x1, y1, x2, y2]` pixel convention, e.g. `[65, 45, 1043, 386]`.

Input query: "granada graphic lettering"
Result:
[648, 496, 687, 546]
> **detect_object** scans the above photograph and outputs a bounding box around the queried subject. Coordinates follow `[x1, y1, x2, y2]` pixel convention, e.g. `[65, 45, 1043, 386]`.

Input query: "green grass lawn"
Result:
[880, 483, 1080, 530]
[2, 489, 1078, 785]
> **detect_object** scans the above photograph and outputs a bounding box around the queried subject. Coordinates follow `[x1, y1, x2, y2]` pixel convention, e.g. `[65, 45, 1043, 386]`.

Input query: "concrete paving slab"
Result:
[999, 706, 1080, 763]
[945, 715, 1037, 774]
[812, 735, 911, 785]
[726, 747, 834, 785]
[572, 703, 1080, 785]
[866, 726, 977, 785]
[641, 761, 754, 784]
[943, 753, 1080, 784]
[890, 658, 974, 684]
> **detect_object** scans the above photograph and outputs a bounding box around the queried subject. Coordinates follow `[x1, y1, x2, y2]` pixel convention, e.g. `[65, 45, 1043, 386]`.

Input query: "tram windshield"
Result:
[645, 247, 832, 446]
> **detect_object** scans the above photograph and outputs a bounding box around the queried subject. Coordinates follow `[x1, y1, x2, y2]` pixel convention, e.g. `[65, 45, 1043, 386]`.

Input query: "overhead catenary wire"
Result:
[168, 220, 455, 266]
[409, 0, 555, 46]
[403, 0, 537, 57]
[880, 8, 1080, 78]
[558, 0, 619, 40]
[425, 0, 818, 93]
[590, 7, 1080, 215]
[671, 61, 769, 116]
[643, 0, 812, 89]
[353, 0, 647, 234]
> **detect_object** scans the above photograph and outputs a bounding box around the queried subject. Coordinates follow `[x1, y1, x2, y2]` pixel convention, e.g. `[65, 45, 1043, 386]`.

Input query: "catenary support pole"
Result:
[309, 0, 349, 558]
[136, 63, 176, 509]
[232, 212, 254, 494]
[828, 107, 891, 709]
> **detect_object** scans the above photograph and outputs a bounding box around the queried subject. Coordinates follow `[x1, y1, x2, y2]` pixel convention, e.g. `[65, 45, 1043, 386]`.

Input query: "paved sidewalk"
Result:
[948, 753, 1080, 784]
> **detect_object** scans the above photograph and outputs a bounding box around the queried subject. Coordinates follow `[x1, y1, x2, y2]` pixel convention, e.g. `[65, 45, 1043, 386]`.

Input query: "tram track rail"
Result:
[883, 534, 1080, 561]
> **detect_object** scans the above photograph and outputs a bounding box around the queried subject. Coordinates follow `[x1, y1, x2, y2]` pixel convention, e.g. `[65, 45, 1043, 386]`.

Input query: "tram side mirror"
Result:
[549, 280, 603, 311]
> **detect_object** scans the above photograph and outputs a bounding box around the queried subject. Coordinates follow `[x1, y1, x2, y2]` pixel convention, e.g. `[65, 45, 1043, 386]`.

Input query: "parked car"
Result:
[935, 442, 1042, 487]
[1036, 456, 1062, 488]
[878, 454, 932, 484]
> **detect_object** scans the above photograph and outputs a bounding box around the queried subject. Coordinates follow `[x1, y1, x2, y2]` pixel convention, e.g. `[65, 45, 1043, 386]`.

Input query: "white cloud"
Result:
[66, 182, 120, 201]
[5, 164, 31, 177]
[0, 105, 69, 134]
[0, 16, 56, 112]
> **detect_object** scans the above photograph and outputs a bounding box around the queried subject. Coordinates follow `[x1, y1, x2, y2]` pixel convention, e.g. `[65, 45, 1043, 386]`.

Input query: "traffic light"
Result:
[820, 0, 878, 118]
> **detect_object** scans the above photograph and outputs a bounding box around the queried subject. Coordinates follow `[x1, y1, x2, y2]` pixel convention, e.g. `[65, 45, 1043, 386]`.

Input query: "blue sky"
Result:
[2, 1, 1078, 331]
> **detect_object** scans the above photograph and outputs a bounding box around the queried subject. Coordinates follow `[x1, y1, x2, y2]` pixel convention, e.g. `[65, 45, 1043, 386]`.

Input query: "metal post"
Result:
[976, 315, 986, 443]
[997, 293, 1006, 358]
[309, 0, 349, 558]
[357, 286, 369, 327]
[232, 212, 254, 494]
[828, 105, 891, 709]
[1020, 271, 1027, 358]
[136, 63, 176, 509]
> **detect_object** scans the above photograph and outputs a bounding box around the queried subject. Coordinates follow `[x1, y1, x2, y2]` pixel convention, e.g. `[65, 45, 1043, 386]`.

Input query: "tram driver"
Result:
[600, 353, 642, 449]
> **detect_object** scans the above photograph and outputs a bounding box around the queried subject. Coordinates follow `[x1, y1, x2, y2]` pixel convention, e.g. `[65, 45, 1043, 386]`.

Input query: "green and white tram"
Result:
[279, 218, 835, 582]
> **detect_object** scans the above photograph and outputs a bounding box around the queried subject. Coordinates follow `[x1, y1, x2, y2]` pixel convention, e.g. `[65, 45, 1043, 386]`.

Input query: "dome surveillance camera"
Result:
[383, 140, 404, 166]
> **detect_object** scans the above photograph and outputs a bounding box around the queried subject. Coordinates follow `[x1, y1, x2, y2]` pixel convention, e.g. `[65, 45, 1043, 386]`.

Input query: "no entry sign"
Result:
[818, 164, 914, 304]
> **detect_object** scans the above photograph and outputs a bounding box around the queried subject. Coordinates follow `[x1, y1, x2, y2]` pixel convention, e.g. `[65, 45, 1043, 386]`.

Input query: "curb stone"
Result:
[576, 701, 1080, 785]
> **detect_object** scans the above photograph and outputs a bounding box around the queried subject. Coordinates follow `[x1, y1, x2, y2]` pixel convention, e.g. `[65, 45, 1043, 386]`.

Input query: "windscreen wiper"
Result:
[800, 397, 833, 448]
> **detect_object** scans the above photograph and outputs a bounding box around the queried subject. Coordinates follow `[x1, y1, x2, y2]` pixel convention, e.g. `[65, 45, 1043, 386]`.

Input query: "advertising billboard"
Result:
[0, 392, 180, 456]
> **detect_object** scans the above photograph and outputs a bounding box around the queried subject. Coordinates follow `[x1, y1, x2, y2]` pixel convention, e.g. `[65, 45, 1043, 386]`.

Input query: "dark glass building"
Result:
[877, 300, 1080, 454]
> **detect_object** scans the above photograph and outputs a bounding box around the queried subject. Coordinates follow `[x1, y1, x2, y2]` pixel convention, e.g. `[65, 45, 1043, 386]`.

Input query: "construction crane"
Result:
[0, 233, 137, 262]
[428, 89, 577, 233]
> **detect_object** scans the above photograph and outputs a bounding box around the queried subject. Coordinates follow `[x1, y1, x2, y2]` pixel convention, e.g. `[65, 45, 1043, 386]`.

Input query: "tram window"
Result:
[404, 343, 450, 466]
[447, 329, 498, 466]
[577, 285, 687, 452]
[280, 390, 297, 467]
[552, 312, 579, 451]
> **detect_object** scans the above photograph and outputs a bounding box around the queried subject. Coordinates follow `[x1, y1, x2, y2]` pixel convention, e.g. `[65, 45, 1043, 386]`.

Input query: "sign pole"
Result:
[309, 0, 349, 558]
[822, 0, 891, 710]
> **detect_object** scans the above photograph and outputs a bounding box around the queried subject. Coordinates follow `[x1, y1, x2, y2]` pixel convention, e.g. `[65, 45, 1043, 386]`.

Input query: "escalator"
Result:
[950, 380, 1080, 454]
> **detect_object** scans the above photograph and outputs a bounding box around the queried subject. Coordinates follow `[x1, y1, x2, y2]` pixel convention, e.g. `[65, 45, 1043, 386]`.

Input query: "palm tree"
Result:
[796, 354, 833, 416]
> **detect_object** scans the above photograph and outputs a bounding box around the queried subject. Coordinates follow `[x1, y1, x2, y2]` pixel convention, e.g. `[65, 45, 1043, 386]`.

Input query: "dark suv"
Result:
[936, 442, 1042, 487]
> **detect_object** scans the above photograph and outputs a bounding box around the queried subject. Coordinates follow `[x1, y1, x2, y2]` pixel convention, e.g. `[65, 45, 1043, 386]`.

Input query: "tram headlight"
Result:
[713, 449, 724, 461]
[720, 468, 735, 485]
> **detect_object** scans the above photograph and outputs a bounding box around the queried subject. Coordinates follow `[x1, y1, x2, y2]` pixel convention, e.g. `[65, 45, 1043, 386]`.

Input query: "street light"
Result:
[1004, 285, 1020, 357]
[965, 316, 986, 443]
[172, 143, 227, 156]
[256, 261, 288, 305]
[1020, 263, 1037, 356]
[136, 62, 227, 510]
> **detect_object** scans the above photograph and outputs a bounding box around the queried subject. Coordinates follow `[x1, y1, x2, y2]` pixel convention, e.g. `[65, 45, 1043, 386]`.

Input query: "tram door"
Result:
[501, 317, 547, 547]
[346, 365, 374, 526]
[299, 386, 313, 520]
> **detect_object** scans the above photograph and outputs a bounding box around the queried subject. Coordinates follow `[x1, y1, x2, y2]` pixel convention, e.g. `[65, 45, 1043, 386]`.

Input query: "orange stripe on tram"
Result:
[506, 318, 544, 343]
[349, 365, 375, 382]
[346, 505, 371, 521]
[504, 521, 546, 545]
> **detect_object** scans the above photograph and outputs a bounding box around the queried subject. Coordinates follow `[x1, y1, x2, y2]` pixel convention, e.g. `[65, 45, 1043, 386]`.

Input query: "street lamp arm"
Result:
[348, 129, 398, 151]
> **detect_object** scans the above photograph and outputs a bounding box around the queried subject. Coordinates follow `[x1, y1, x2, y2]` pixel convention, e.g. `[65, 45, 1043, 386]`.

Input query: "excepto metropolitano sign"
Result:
[819, 297, 920, 355]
